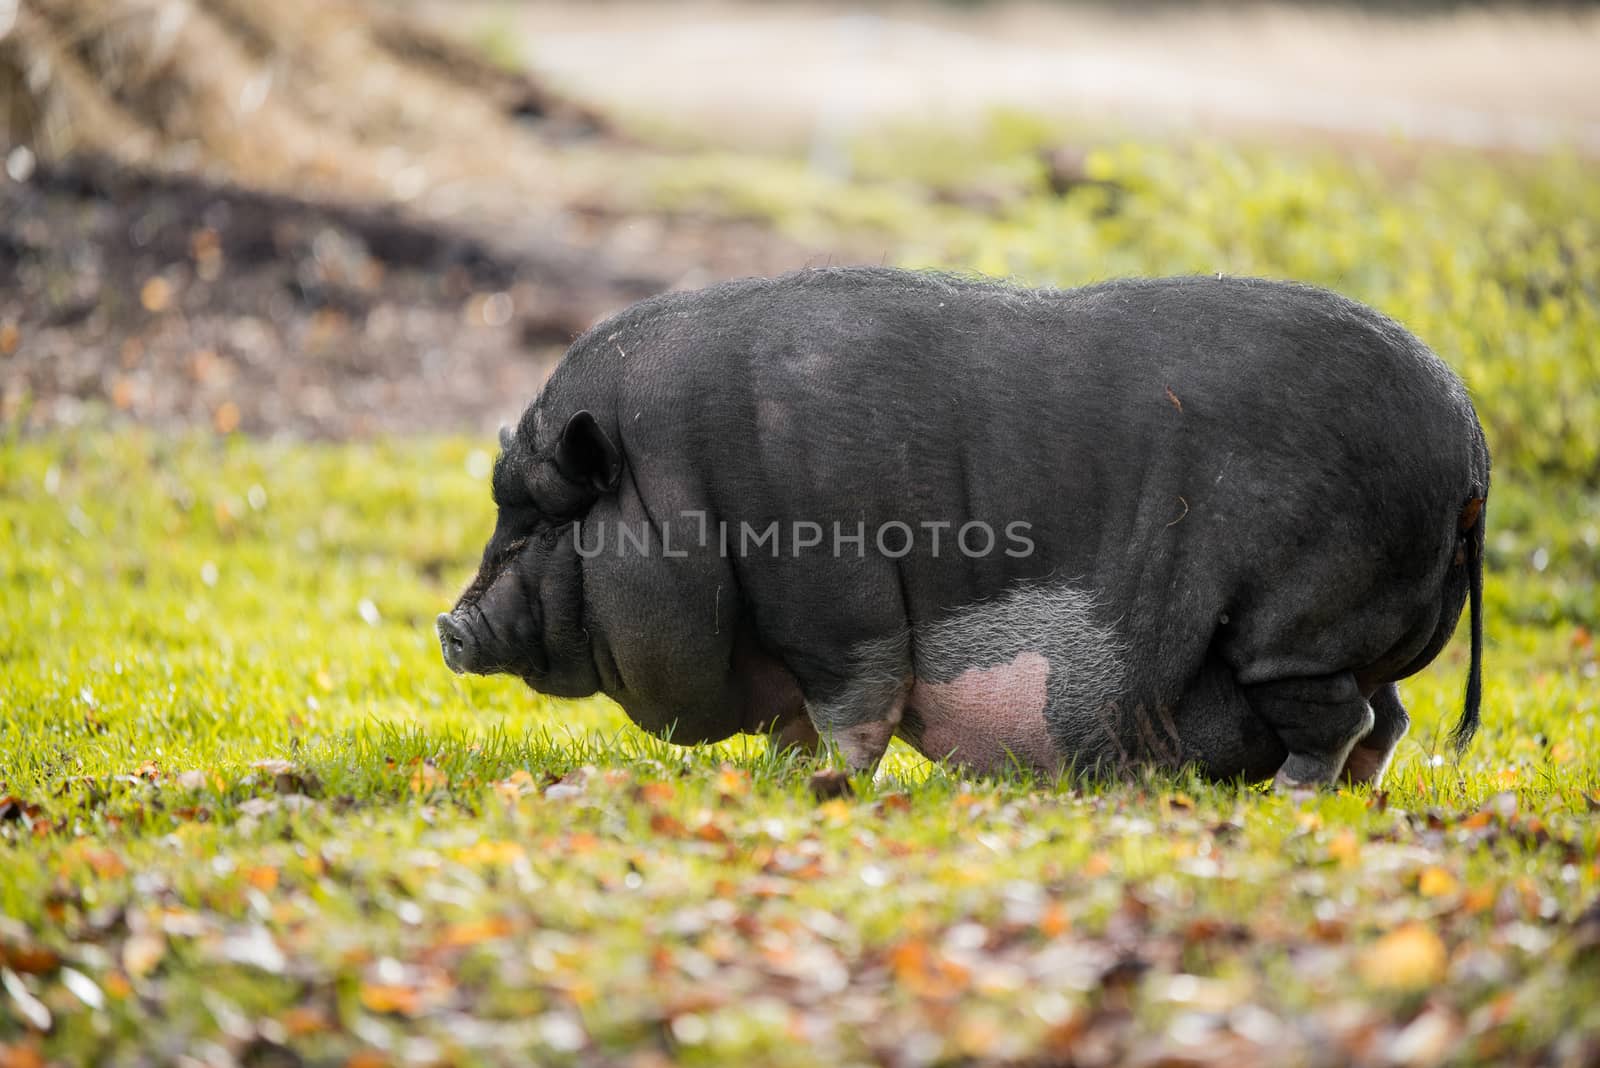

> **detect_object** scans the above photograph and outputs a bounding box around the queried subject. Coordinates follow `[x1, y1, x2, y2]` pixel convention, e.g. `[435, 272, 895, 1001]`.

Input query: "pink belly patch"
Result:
[908, 651, 1059, 774]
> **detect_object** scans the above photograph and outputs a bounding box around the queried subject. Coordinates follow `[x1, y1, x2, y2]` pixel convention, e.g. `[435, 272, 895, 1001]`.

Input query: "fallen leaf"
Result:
[359, 983, 419, 1017]
[452, 840, 523, 866]
[692, 818, 729, 844]
[636, 781, 675, 806]
[139, 277, 172, 313]
[0, 797, 38, 823]
[60, 844, 126, 879]
[1462, 886, 1496, 915]
[344, 1050, 389, 1068]
[1, 969, 51, 1031]
[101, 973, 130, 1001]
[438, 917, 513, 949]
[0, 1040, 46, 1068]
[1359, 924, 1447, 990]
[121, 933, 165, 978]
[1386, 1007, 1459, 1067]
[244, 866, 280, 892]
[59, 967, 104, 1010]
[650, 812, 688, 838]
[817, 799, 852, 825]
[715, 767, 749, 798]
[1328, 830, 1362, 867]
[1418, 867, 1459, 898]
[878, 793, 912, 814]
[281, 1005, 333, 1037]
[0, 942, 58, 976]
[410, 761, 447, 795]
[213, 401, 241, 435]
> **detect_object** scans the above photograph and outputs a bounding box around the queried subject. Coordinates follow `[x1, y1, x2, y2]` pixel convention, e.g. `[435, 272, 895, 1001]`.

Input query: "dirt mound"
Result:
[1, 0, 607, 196]
[0, 1, 838, 437]
[0, 158, 674, 437]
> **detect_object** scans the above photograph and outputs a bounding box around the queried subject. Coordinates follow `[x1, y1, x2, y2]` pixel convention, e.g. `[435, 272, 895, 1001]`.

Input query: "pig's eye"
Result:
[538, 526, 563, 549]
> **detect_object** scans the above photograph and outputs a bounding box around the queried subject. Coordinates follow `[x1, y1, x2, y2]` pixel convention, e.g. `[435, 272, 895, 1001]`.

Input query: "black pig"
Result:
[438, 268, 1488, 788]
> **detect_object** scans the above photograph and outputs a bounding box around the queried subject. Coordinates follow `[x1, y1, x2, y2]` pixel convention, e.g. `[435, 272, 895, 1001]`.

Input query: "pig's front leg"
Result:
[809, 678, 911, 773]
[802, 635, 913, 773]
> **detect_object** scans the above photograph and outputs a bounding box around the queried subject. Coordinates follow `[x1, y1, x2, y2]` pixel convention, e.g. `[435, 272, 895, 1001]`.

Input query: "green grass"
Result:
[5, 128, 1600, 1064]
[1, 436, 1596, 1065]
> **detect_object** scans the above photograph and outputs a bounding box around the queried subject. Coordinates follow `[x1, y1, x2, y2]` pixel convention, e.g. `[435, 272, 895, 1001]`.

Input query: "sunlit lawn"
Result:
[4, 129, 1600, 1065]
[1, 431, 1596, 1066]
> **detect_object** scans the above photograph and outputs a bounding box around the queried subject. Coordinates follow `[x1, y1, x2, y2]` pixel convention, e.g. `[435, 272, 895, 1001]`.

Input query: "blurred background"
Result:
[1, 0, 1598, 466]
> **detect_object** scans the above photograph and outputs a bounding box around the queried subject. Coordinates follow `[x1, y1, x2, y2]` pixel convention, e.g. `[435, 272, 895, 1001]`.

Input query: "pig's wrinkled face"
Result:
[436, 412, 621, 698]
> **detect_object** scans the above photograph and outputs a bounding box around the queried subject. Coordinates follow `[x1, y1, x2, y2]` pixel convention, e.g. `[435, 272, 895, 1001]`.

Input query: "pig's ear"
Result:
[554, 410, 622, 493]
[498, 424, 515, 453]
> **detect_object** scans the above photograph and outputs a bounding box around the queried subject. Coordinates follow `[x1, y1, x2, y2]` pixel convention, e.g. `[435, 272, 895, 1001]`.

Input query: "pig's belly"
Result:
[904, 651, 1062, 774]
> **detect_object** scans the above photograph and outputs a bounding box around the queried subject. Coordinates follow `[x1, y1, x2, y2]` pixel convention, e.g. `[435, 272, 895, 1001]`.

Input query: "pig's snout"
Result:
[436, 613, 478, 674]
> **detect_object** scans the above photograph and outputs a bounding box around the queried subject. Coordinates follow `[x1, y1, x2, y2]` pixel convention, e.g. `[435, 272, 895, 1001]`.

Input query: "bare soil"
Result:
[0, 161, 827, 438]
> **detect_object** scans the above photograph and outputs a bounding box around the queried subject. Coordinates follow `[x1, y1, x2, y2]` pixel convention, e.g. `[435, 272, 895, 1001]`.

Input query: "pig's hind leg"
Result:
[1339, 682, 1408, 786]
[1245, 672, 1376, 790]
[1169, 654, 1287, 782]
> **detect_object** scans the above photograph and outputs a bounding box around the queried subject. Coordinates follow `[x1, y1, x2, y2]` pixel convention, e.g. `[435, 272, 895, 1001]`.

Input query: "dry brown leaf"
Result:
[0, 797, 40, 824]
[565, 832, 600, 854]
[438, 917, 513, 948]
[139, 277, 172, 313]
[343, 1050, 390, 1068]
[359, 983, 420, 1016]
[636, 781, 675, 806]
[0, 941, 59, 976]
[121, 932, 165, 978]
[244, 866, 280, 892]
[452, 840, 523, 866]
[817, 799, 852, 825]
[1328, 829, 1362, 867]
[1359, 923, 1447, 989]
[281, 1005, 333, 1037]
[692, 819, 729, 844]
[878, 793, 912, 814]
[409, 761, 447, 794]
[213, 401, 242, 434]
[1417, 867, 1459, 898]
[0, 1042, 46, 1068]
[714, 766, 749, 798]
[649, 812, 688, 838]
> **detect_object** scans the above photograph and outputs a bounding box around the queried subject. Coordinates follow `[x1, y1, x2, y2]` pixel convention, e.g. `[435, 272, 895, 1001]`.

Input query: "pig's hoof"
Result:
[1272, 752, 1339, 793]
[808, 768, 854, 802]
[1271, 773, 1320, 799]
